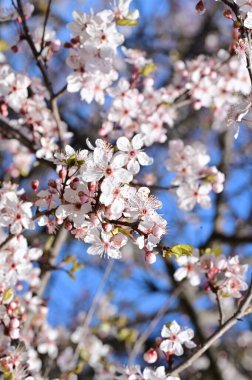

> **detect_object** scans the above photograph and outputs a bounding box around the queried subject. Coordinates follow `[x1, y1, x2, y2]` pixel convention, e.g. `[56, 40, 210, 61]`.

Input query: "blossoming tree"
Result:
[0, 0, 252, 379]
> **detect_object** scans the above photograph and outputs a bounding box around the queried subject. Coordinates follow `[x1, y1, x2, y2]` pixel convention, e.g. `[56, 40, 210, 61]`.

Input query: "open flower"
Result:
[160, 321, 196, 356]
[116, 134, 153, 174]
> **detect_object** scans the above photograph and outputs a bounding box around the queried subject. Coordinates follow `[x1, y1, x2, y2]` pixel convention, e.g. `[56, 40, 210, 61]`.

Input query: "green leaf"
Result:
[116, 19, 138, 26]
[171, 244, 193, 257]
[4, 372, 14, 380]
[3, 288, 14, 304]
[0, 40, 9, 52]
[141, 62, 157, 77]
[66, 153, 77, 166]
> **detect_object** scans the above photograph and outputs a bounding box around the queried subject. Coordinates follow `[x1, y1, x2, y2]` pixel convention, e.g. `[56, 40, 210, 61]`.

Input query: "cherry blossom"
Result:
[174, 253, 201, 286]
[166, 139, 225, 211]
[143, 366, 180, 380]
[0, 190, 34, 234]
[160, 321, 196, 356]
[0, 1, 251, 379]
[116, 134, 153, 174]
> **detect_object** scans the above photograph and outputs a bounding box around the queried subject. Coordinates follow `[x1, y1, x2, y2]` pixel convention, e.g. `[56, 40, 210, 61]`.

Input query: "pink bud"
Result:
[143, 348, 158, 364]
[78, 191, 89, 204]
[70, 178, 79, 190]
[10, 328, 20, 340]
[64, 42, 72, 48]
[51, 39, 61, 52]
[223, 9, 233, 20]
[145, 252, 157, 264]
[11, 45, 19, 53]
[195, 1, 205, 14]
[103, 223, 113, 232]
[88, 182, 97, 192]
[10, 318, 20, 329]
[48, 179, 57, 188]
[59, 169, 65, 180]
[193, 100, 202, 110]
[31, 180, 39, 193]
[1, 102, 8, 117]
[9, 301, 17, 311]
[64, 219, 73, 231]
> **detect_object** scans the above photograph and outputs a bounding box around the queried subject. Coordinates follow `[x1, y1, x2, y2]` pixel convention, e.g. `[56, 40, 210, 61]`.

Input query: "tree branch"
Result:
[169, 279, 252, 377]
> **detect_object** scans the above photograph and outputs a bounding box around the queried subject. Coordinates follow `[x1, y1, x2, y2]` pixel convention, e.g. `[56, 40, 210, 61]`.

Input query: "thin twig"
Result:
[216, 290, 225, 326]
[128, 286, 182, 365]
[169, 279, 252, 377]
[40, 0, 53, 54]
[15, 0, 65, 146]
[72, 260, 114, 363]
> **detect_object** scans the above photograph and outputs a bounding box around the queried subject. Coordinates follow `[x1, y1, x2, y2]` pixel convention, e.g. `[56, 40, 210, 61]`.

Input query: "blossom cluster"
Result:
[0, 0, 251, 379]
[234, 0, 252, 28]
[0, 64, 69, 173]
[101, 74, 176, 146]
[100, 51, 251, 145]
[66, 0, 139, 104]
[166, 139, 225, 211]
[33, 136, 166, 263]
[174, 251, 248, 298]
[173, 53, 250, 124]
[116, 365, 180, 380]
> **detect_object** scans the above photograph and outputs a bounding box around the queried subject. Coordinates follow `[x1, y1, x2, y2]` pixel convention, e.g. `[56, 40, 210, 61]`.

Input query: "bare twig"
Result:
[15, 0, 65, 147]
[0, 115, 55, 169]
[72, 260, 114, 363]
[216, 290, 225, 326]
[128, 286, 182, 365]
[37, 227, 68, 297]
[169, 279, 252, 377]
[40, 0, 53, 54]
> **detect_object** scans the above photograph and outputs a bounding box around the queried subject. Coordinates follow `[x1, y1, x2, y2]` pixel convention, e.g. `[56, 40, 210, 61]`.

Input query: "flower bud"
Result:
[59, 169, 65, 180]
[48, 179, 57, 188]
[223, 9, 233, 20]
[88, 182, 97, 192]
[145, 251, 157, 264]
[143, 348, 158, 363]
[11, 45, 19, 53]
[64, 219, 73, 231]
[64, 42, 72, 48]
[195, 1, 205, 14]
[31, 180, 39, 193]
[70, 178, 79, 190]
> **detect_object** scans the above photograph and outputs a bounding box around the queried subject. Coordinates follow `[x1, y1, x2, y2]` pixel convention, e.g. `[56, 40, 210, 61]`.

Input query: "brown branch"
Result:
[0, 115, 56, 169]
[37, 227, 68, 297]
[15, 0, 65, 147]
[0, 208, 57, 251]
[15, 0, 54, 97]
[169, 279, 252, 377]
[163, 260, 224, 380]
[40, 0, 53, 54]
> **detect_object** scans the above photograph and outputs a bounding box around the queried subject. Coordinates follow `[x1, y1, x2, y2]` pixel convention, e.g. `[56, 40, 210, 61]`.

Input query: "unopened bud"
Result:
[88, 182, 97, 192]
[233, 20, 241, 29]
[64, 219, 73, 231]
[48, 179, 57, 188]
[223, 9, 233, 20]
[195, 0, 205, 14]
[70, 178, 79, 190]
[59, 169, 65, 180]
[31, 180, 39, 193]
[11, 45, 19, 53]
[64, 42, 72, 48]
[78, 191, 89, 204]
[145, 251, 157, 264]
[1, 102, 8, 117]
[143, 348, 158, 364]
